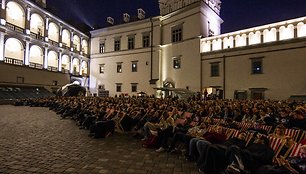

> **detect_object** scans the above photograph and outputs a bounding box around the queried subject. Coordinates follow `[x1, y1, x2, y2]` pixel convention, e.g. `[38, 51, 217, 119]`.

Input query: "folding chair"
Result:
[285, 129, 301, 142]
[284, 142, 302, 158]
[268, 136, 287, 158]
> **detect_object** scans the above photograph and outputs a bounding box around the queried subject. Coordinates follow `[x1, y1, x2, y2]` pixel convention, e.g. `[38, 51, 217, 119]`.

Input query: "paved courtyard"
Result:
[0, 105, 198, 174]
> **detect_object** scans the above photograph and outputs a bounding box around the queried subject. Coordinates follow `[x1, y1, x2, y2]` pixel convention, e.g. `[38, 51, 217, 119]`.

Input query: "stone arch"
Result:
[62, 29, 71, 47]
[6, 1, 25, 28]
[81, 39, 88, 54]
[73, 35, 80, 51]
[72, 58, 80, 74]
[48, 22, 59, 42]
[29, 45, 43, 65]
[4, 37, 24, 61]
[47, 50, 58, 69]
[30, 13, 44, 36]
[61, 54, 70, 71]
[80, 61, 88, 75]
[297, 22, 306, 37]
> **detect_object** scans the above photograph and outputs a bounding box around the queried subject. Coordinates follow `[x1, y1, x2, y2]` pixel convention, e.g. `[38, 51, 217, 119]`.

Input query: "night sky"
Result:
[46, 0, 306, 33]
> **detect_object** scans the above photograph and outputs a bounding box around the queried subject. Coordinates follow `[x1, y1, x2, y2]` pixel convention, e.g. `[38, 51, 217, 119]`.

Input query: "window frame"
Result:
[114, 38, 121, 51]
[173, 57, 181, 69]
[116, 63, 122, 73]
[128, 36, 135, 50]
[116, 83, 122, 92]
[99, 42, 105, 53]
[131, 83, 138, 92]
[251, 58, 263, 74]
[210, 62, 220, 77]
[99, 64, 105, 74]
[171, 24, 183, 43]
[142, 34, 150, 48]
[131, 61, 138, 72]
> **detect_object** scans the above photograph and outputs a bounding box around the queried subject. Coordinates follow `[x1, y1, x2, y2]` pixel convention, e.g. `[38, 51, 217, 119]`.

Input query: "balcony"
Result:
[30, 32, 44, 41]
[49, 39, 59, 47]
[47, 66, 58, 72]
[6, 22, 25, 34]
[29, 62, 43, 69]
[4, 57, 23, 66]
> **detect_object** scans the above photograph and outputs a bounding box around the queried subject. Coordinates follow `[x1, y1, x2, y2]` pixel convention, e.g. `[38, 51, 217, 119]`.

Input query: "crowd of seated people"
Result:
[14, 95, 306, 173]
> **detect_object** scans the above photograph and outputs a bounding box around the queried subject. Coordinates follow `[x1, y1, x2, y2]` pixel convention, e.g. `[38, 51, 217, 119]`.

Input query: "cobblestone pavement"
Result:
[0, 105, 198, 174]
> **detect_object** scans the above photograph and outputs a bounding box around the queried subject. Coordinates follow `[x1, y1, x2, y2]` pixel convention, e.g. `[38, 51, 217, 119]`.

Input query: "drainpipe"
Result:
[150, 18, 153, 81]
[223, 55, 226, 99]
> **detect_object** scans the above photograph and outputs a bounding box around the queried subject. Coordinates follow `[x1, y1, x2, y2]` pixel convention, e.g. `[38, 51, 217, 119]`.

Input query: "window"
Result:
[250, 88, 267, 100]
[173, 57, 181, 69]
[172, 25, 183, 42]
[128, 36, 135, 50]
[99, 42, 105, 53]
[210, 62, 220, 77]
[143, 34, 150, 48]
[117, 63, 122, 73]
[116, 83, 122, 92]
[16, 77, 24, 84]
[114, 38, 120, 51]
[251, 58, 263, 74]
[131, 83, 138, 92]
[99, 64, 105, 74]
[132, 61, 138, 72]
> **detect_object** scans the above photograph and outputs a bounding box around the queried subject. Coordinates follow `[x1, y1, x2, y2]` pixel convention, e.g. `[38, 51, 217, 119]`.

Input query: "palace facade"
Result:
[89, 0, 306, 100]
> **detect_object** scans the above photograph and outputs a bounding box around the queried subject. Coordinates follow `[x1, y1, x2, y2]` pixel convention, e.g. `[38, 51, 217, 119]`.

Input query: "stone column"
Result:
[58, 51, 62, 71]
[44, 17, 49, 40]
[79, 58, 82, 75]
[24, 41, 30, 65]
[0, 0, 6, 20]
[44, 47, 48, 69]
[25, 6, 31, 35]
[70, 55, 73, 74]
[0, 32, 5, 61]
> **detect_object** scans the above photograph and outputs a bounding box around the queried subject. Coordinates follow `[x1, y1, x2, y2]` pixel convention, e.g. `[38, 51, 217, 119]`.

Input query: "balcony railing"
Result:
[49, 39, 59, 47]
[29, 62, 43, 69]
[4, 57, 23, 66]
[6, 22, 25, 34]
[62, 68, 69, 74]
[30, 32, 44, 41]
[47, 66, 58, 72]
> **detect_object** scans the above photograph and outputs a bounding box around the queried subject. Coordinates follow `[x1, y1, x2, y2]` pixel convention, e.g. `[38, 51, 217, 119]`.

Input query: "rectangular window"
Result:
[251, 58, 263, 74]
[16, 77, 24, 84]
[132, 61, 138, 72]
[131, 83, 138, 92]
[143, 34, 150, 48]
[128, 36, 135, 50]
[210, 62, 220, 77]
[99, 64, 105, 74]
[116, 83, 122, 92]
[172, 25, 183, 42]
[114, 38, 120, 51]
[173, 57, 181, 69]
[117, 63, 122, 73]
[99, 42, 105, 53]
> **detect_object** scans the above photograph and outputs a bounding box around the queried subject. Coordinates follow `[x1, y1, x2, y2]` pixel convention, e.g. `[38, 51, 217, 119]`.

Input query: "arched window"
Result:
[62, 29, 70, 47]
[29, 45, 43, 65]
[263, 28, 277, 43]
[6, 1, 25, 28]
[297, 22, 306, 37]
[223, 36, 234, 49]
[73, 35, 80, 51]
[61, 55, 70, 72]
[81, 61, 88, 75]
[4, 38, 24, 61]
[47, 51, 58, 70]
[30, 13, 44, 36]
[212, 38, 222, 51]
[248, 31, 261, 45]
[82, 39, 88, 54]
[235, 34, 247, 47]
[202, 40, 211, 52]
[48, 22, 59, 42]
[279, 24, 294, 40]
[72, 58, 80, 74]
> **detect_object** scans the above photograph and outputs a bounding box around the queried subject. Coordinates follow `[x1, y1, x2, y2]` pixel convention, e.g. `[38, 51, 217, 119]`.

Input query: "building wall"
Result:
[90, 18, 161, 96]
[0, 62, 70, 91]
[201, 40, 306, 100]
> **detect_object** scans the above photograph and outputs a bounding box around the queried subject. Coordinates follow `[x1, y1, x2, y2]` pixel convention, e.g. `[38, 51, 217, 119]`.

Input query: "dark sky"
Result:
[47, 0, 306, 33]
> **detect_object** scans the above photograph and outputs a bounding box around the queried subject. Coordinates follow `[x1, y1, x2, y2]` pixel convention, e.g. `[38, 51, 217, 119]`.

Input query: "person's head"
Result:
[274, 125, 286, 137]
[254, 134, 269, 146]
[299, 145, 306, 159]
